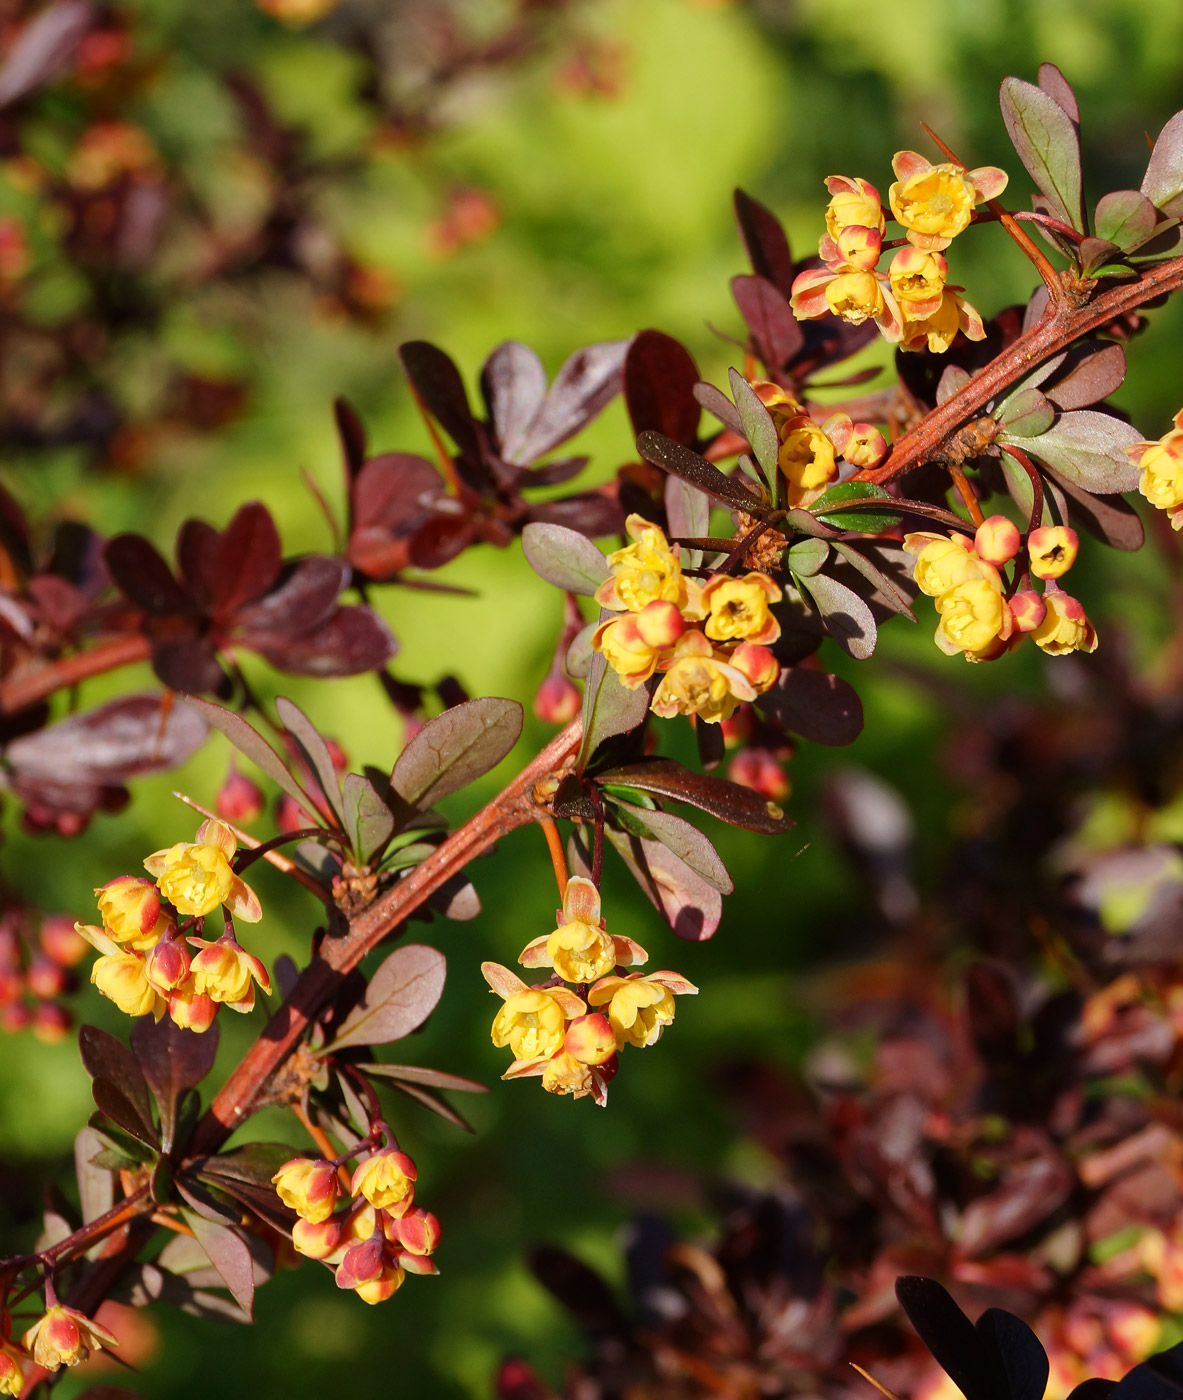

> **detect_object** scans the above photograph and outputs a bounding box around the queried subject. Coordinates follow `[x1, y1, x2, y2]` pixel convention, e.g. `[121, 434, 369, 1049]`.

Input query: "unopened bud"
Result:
[533, 671, 581, 725]
[145, 937, 191, 994]
[216, 767, 264, 825]
[635, 599, 685, 649]
[39, 915, 89, 968]
[25, 955, 68, 1000]
[728, 748, 791, 801]
[272, 1158, 341, 1223]
[731, 643, 779, 693]
[385, 1206, 442, 1256]
[564, 1012, 617, 1065]
[292, 1215, 345, 1260]
[974, 515, 1021, 565]
[1, 1002, 31, 1033]
[1008, 590, 1046, 633]
[30, 1001, 71, 1044]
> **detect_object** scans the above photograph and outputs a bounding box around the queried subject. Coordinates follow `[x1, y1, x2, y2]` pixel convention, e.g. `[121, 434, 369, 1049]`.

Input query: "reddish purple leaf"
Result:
[334, 396, 368, 480]
[759, 668, 864, 746]
[734, 189, 796, 298]
[1142, 111, 1183, 218]
[175, 519, 221, 608]
[184, 1212, 256, 1317]
[105, 534, 192, 614]
[326, 944, 447, 1050]
[212, 503, 282, 615]
[1045, 343, 1126, 411]
[609, 799, 734, 894]
[599, 828, 721, 940]
[233, 556, 345, 635]
[598, 759, 792, 834]
[896, 1276, 1002, 1400]
[131, 1016, 220, 1153]
[637, 430, 763, 510]
[481, 341, 549, 463]
[512, 340, 629, 462]
[731, 274, 804, 370]
[398, 341, 481, 463]
[79, 1025, 153, 1126]
[244, 604, 396, 677]
[1038, 62, 1079, 122]
[391, 696, 523, 811]
[624, 330, 701, 445]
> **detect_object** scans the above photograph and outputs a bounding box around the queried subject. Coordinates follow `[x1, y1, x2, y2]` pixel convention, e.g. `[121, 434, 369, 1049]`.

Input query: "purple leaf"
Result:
[184, 1212, 256, 1318]
[334, 396, 367, 480]
[245, 604, 397, 677]
[212, 503, 282, 615]
[5, 694, 207, 785]
[957, 1155, 1074, 1257]
[391, 697, 523, 812]
[601, 827, 722, 940]
[398, 341, 480, 463]
[275, 697, 345, 826]
[800, 572, 878, 659]
[521, 522, 609, 596]
[351, 453, 443, 537]
[624, 330, 701, 446]
[524, 492, 623, 538]
[832, 543, 917, 621]
[896, 1276, 1000, 1400]
[1000, 76, 1084, 230]
[637, 430, 763, 510]
[176, 519, 221, 608]
[1094, 190, 1160, 251]
[758, 668, 864, 746]
[665, 474, 709, 570]
[382, 1080, 474, 1132]
[598, 759, 792, 834]
[196, 1142, 295, 1188]
[977, 1309, 1050, 1400]
[1142, 111, 1183, 218]
[342, 772, 395, 865]
[131, 1014, 219, 1154]
[105, 534, 191, 614]
[0, 1, 94, 108]
[1038, 62, 1079, 122]
[734, 189, 795, 298]
[233, 556, 346, 636]
[182, 697, 314, 812]
[327, 944, 447, 1050]
[728, 368, 779, 483]
[609, 799, 733, 893]
[92, 1078, 157, 1148]
[1045, 343, 1126, 410]
[576, 649, 651, 775]
[731, 274, 804, 370]
[353, 1062, 488, 1093]
[512, 340, 629, 462]
[1025, 410, 1143, 492]
[1078, 236, 1128, 277]
[694, 381, 743, 435]
[481, 341, 548, 463]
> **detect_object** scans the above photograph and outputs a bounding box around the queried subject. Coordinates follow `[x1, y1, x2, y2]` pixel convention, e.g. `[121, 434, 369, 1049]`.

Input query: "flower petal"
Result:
[481, 961, 527, 999]
[225, 876, 262, 923]
[517, 936, 553, 969]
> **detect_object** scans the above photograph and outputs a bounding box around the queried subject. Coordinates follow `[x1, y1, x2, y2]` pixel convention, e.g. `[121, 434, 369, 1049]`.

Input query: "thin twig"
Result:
[538, 816, 569, 899]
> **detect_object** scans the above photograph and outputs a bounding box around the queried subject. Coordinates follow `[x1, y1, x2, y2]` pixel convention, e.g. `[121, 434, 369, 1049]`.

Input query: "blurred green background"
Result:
[4, 0, 1183, 1394]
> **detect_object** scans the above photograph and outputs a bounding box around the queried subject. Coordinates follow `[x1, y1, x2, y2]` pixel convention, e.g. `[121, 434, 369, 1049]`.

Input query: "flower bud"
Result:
[1008, 591, 1047, 633]
[22, 1305, 117, 1371]
[974, 515, 1021, 566]
[635, 599, 685, 649]
[730, 643, 779, 693]
[1, 1003, 31, 1034]
[292, 1214, 345, 1260]
[334, 1233, 386, 1291]
[841, 422, 889, 469]
[350, 1149, 417, 1214]
[720, 705, 755, 748]
[30, 1002, 71, 1044]
[39, 915, 89, 968]
[25, 955, 67, 1000]
[0, 967, 21, 1007]
[564, 1012, 617, 1066]
[145, 937, 191, 995]
[0, 1337, 26, 1395]
[272, 1158, 341, 1223]
[1028, 525, 1079, 579]
[167, 980, 218, 1032]
[728, 748, 791, 802]
[385, 1206, 442, 1256]
[533, 671, 581, 726]
[353, 1257, 406, 1304]
[95, 876, 171, 950]
[215, 767, 264, 825]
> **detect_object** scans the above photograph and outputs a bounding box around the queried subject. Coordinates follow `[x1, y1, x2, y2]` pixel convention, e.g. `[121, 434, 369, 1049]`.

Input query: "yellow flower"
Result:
[353, 1258, 405, 1305]
[888, 151, 1008, 251]
[824, 270, 885, 324]
[483, 962, 588, 1059]
[0, 1339, 27, 1397]
[90, 952, 165, 1019]
[776, 415, 838, 506]
[595, 514, 683, 612]
[541, 1051, 596, 1099]
[1135, 426, 1183, 516]
[144, 819, 261, 922]
[904, 532, 995, 596]
[537, 876, 616, 983]
[888, 247, 948, 320]
[272, 1157, 341, 1223]
[94, 876, 172, 950]
[935, 577, 1010, 659]
[1027, 525, 1079, 579]
[824, 174, 886, 239]
[650, 631, 756, 725]
[350, 1149, 417, 1214]
[701, 572, 782, 644]
[22, 1306, 118, 1372]
[592, 614, 663, 688]
[166, 976, 218, 1032]
[188, 936, 271, 1010]
[898, 288, 986, 354]
[589, 970, 699, 1048]
[1032, 592, 1098, 655]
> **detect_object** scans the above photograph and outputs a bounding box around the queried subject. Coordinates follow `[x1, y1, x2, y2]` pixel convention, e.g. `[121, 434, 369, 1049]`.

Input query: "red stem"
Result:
[0, 634, 152, 715]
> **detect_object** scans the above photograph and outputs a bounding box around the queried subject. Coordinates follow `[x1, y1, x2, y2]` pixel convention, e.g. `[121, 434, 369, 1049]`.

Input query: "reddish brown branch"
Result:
[0, 634, 153, 715]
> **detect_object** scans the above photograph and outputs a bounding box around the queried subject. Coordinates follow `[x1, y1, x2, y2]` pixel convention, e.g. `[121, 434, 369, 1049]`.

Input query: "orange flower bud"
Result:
[386, 1206, 442, 1256]
[533, 671, 581, 725]
[334, 1232, 386, 1291]
[0, 1338, 26, 1396]
[26, 955, 67, 1000]
[292, 1214, 345, 1260]
[215, 767, 264, 825]
[730, 643, 779, 693]
[144, 936, 191, 995]
[728, 748, 791, 802]
[30, 1002, 71, 1044]
[22, 1305, 118, 1371]
[94, 876, 171, 950]
[353, 1257, 406, 1304]
[974, 515, 1022, 566]
[1008, 591, 1047, 633]
[350, 1149, 417, 1214]
[1027, 525, 1079, 579]
[592, 614, 663, 688]
[39, 915, 89, 968]
[272, 1158, 342, 1223]
[167, 978, 218, 1032]
[635, 599, 685, 649]
[824, 175, 885, 239]
[564, 1012, 617, 1065]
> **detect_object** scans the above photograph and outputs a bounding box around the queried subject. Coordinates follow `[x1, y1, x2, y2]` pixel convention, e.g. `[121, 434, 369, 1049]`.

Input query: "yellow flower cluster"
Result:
[77, 818, 268, 1033]
[751, 383, 888, 506]
[905, 516, 1097, 662]
[1129, 408, 1183, 528]
[790, 155, 1007, 354]
[272, 1148, 441, 1303]
[483, 876, 697, 1106]
[14, 1304, 118, 1378]
[593, 515, 782, 722]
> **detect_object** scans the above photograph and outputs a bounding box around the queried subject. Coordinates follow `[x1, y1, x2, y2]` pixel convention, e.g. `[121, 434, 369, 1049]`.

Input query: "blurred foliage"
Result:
[4, 0, 1183, 1395]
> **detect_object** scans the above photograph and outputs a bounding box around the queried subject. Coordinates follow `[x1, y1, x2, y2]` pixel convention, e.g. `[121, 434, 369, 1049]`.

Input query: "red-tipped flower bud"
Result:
[39, 915, 89, 968]
[1028, 525, 1079, 579]
[731, 643, 779, 693]
[25, 955, 68, 1000]
[635, 599, 686, 649]
[728, 748, 791, 801]
[533, 671, 581, 725]
[30, 1001, 72, 1044]
[216, 767, 264, 825]
[385, 1206, 442, 1256]
[564, 1012, 617, 1066]
[272, 1158, 342, 1223]
[974, 515, 1021, 565]
[1008, 590, 1047, 633]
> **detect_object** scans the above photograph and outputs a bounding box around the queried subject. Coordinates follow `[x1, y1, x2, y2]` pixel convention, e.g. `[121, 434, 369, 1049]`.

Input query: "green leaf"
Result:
[1024, 411, 1144, 494]
[999, 75, 1085, 231]
[324, 944, 447, 1052]
[342, 772, 396, 866]
[521, 523, 610, 596]
[1142, 110, 1183, 218]
[1094, 189, 1160, 251]
[995, 386, 1055, 438]
[809, 481, 901, 533]
[787, 538, 829, 577]
[391, 698, 523, 814]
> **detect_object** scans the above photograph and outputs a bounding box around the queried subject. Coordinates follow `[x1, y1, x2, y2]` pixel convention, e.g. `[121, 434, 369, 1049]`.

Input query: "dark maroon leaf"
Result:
[832, 543, 916, 621]
[246, 604, 396, 677]
[637, 430, 763, 510]
[1038, 62, 1079, 122]
[105, 534, 191, 614]
[407, 512, 478, 569]
[1108, 1343, 1183, 1400]
[391, 697, 523, 812]
[398, 341, 481, 463]
[6, 694, 207, 785]
[694, 381, 743, 435]
[731, 274, 804, 370]
[384, 1079, 474, 1131]
[334, 396, 368, 479]
[734, 189, 795, 298]
[1069, 1384, 1118, 1400]
[0, 1, 94, 108]
[1044, 471, 1145, 550]
[195, 1142, 295, 1188]
[624, 330, 701, 445]
[529, 1245, 631, 1338]
[183, 1212, 256, 1317]
[131, 1016, 219, 1154]
[115, 1258, 250, 1323]
[233, 556, 346, 635]
[1045, 343, 1126, 410]
[524, 454, 589, 488]
[896, 1276, 1000, 1400]
[481, 341, 548, 463]
[275, 697, 345, 826]
[212, 503, 282, 615]
[512, 340, 629, 462]
[183, 697, 315, 812]
[729, 368, 779, 485]
[759, 668, 864, 746]
[696, 708, 724, 770]
[92, 1078, 157, 1149]
[79, 1026, 153, 1126]
[351, 453, 443, 546]
[525, 492, 623, 538]
[522, 523, 609, 596]
[175, 520, 220, 608]
[354, 1062, 488, 1093]
[599, 759, 791, 834]
[327, 944, 447, 1050]
[977, 1308, 1049, 1400]
[1142, 111, 1183, 218]
[609, 800, 733, 893]
[965, 962, 1019, 1059]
